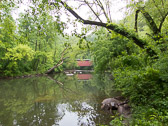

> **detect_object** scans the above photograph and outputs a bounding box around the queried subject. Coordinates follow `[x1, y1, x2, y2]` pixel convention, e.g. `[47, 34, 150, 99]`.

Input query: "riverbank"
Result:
[0, 73, 47, 80]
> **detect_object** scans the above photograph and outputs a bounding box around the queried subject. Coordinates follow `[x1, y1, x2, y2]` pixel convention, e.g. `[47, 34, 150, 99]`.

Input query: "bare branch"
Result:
[95, 0, 110, 22]
[78, 3, 86, 8]
[84, 0, 102, 22]
[107, 0, 112, 22]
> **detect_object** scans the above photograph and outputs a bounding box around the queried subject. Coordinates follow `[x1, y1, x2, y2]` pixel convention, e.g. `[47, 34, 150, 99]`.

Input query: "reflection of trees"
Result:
[0, 73, 117, 126]
[49, 74, 115, 125]
[18, 101, 63, 126]
[0, 79, 35, 125]
[60, 101, 112, 126]
[0, 77, 64, 126]
[47, 75, 79, 98]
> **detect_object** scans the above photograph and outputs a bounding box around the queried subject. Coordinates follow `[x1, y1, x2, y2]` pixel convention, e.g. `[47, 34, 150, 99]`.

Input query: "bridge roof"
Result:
[77, 61, 92, 66]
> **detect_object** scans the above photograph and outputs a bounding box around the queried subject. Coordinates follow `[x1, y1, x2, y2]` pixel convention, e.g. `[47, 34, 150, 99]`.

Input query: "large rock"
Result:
[101, 98, 121, 111]
[101, 97, 131, 116]
[118, 104, 131, 115]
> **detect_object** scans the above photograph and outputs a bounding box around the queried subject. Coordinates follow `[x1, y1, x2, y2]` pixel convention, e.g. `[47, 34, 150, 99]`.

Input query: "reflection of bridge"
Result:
[77, 74, 92, 80]
[64, 59, 93, 80]
[65, 70, 93, 74]
[64, 70, 93, 80]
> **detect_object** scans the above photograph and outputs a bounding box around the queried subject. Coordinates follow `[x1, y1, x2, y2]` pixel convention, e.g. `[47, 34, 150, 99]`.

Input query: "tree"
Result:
[47, 0, 168, 57]
[17, 5, 66, 74]
[0, 1, 18, 75]
[0, 1, 69, 76]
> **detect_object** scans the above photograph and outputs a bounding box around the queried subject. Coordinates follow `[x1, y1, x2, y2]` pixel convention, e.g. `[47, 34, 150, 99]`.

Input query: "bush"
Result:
[112, 52, 168, 125]
[2, 44, 34, 76]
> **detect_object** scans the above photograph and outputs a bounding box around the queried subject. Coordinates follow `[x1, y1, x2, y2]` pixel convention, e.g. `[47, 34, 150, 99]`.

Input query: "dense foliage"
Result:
[90, 28, 168, 125]
[0, 1, 67, 76]
[1, 0, 168, 125]
[89, 1, 168, 123]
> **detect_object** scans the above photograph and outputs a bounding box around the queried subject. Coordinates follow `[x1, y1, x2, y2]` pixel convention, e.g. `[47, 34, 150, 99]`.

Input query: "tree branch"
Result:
[159, 11, 168, 32]
[59, 1, 157, 57]
[60, 1, 84, 21]
[60, 1, 145, 48]
[95, 0, 110, 22]
[134, 10, 140, 33]
[138, 7, 160, 35]
[152, 0, 164, 18]
[106, 0, 112, 22]
[84, 0, 102, 22]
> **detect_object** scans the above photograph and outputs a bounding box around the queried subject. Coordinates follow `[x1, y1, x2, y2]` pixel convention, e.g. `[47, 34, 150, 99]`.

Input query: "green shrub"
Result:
[2, 44, 34, 76]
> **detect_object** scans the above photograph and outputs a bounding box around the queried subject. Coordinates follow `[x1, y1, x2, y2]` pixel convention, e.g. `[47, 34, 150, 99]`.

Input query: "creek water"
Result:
[0, 73, 120, 126]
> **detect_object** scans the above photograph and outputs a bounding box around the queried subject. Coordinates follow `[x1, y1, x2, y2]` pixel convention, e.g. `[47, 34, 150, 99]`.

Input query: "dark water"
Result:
[0, 73, 119, 126]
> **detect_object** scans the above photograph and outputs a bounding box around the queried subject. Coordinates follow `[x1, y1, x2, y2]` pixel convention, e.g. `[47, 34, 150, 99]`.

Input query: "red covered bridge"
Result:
[77, 59, 92, 67]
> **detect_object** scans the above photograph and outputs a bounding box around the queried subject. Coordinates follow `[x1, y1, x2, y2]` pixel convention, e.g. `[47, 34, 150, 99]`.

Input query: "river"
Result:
[0, 73, 120, 126]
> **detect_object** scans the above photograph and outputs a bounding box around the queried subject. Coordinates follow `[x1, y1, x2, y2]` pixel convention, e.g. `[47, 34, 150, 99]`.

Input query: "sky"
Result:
[12, 0, 128, 34]
[61, 0, 127, 34]
[65, 0, 127, 20]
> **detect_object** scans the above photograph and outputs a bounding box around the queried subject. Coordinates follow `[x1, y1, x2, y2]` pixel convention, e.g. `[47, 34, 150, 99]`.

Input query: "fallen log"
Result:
[45, 47, 68, 74]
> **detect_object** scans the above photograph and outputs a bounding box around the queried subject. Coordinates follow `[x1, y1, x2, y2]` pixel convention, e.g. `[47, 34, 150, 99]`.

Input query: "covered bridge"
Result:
[76, 59, 93, 70]
[77, 59, 92, 66]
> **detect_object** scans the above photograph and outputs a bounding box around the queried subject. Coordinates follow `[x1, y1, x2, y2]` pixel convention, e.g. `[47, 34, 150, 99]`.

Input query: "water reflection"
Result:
[0, 74, 119, 126]
[57, 103, 95, 126]
[77, 74, 92, 80]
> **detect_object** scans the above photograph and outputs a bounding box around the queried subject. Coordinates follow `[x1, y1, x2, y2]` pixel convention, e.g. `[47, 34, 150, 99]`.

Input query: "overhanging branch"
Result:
[138, 7, 160, 35]
[134, 10, 140, 32]
[60, 1, 146, 49]
[59, 1, 157, 57]
[60, 1, 84, 21]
